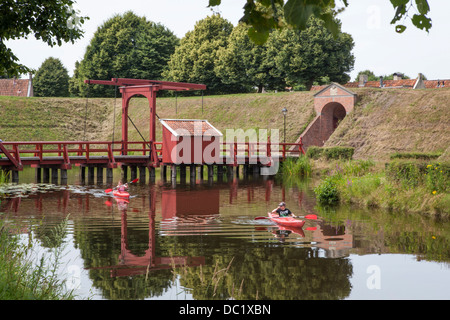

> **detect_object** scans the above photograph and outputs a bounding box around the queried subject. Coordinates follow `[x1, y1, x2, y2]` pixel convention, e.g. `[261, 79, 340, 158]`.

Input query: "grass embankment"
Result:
[325, 88, 450, 160]
[0, 92, 316, 144]
[1, 88, 448, 160]
[283, 148, 449, 217]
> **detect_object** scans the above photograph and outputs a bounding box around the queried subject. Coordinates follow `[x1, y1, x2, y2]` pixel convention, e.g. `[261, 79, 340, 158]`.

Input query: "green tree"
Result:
[215, 23, 284, 93]
[73, 11, 178, 97]
[208, 0, 432, 44]
[33, 57, 70, 97]
[0, 0, 88, 77]
[354, 70, 411, 82]
[163, 15, 237, 95]
[354, 70, 378, 82]
[270, 16, 354, 90]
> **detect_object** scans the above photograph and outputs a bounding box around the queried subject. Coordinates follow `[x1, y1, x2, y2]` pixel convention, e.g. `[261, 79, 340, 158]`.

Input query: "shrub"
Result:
[282, 156, 311, 177]
[306, 146, 323, 159]
[306, 146, 354, 160]
[314, 175, 340, 205]
[324, 147, 354, 160]
[390, 152, 442, 161]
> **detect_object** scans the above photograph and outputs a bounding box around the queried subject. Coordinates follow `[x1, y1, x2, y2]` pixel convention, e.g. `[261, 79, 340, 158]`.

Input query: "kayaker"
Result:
[272, 202, 296, 218]
[116, 180, 128, 192]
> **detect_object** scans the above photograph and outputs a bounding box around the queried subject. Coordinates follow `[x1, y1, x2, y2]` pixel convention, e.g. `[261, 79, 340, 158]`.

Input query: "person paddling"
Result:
[116, 180, 128, 192]
[271, 202, 296, 218]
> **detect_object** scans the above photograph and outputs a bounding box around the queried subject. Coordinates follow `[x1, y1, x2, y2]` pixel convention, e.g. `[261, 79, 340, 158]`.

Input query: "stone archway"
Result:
[294, 83, 356, 150]
[320, 102, 347, 143]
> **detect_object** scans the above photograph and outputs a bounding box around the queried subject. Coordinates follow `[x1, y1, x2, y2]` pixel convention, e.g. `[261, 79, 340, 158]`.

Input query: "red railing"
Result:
[0, 139, 304, 170]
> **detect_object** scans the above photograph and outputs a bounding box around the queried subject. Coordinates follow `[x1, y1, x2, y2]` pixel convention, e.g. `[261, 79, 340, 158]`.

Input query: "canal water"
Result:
[0, 167, 449, 300]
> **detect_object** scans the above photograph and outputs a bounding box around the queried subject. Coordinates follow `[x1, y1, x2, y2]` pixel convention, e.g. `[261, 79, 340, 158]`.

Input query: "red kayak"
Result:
[268, 213, 305, 228]
[113, 190, 130, 198]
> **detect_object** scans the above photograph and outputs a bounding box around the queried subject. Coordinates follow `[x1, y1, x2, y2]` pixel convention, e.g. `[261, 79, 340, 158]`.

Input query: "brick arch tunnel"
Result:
[293, 83, 356, 151]
[319, 102, 347, 143]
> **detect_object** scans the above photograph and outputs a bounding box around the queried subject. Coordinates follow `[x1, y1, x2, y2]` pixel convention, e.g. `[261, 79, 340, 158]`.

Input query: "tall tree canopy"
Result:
[208, 0, 432, 44]
[270, 16, 354, 90]
[215, 16, 354, 92]
[0, 0, 88, 77]
[72, 11, 179, 97]
[33, 57, 70, 97]
[215, 23, 284, 93]
[163, 15, 238, 95]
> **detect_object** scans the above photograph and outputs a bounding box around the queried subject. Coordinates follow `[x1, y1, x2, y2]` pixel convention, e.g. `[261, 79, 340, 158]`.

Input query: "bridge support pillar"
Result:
[130, 166, 137, 181]
[51, 167, 59, 184]
[35, 167, 42, 183]
[97, 167, 103, 184]
[227, 166, 234, 179]
[189, 164, 196, 185]
[217, 165, 223, 181]
[160, 165, 167, 182]
[61, 169, 68, 184]
[139, 166, 146, 184]
[149, 167, 155, 183]
[179, 165, 186, 184]
[170, 164, 177, 184]
[106, 168, 113, 184]
[43, 168, 50, 183]
[11, 170, 19, 183]
[88, 166, 95, 184]
[121, 165, 128, 182]
[79, 167, 85, 184]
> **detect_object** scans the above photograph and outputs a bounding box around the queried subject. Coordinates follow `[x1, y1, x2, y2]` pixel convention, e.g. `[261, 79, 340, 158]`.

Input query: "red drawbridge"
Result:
[0, 78, 304, 183]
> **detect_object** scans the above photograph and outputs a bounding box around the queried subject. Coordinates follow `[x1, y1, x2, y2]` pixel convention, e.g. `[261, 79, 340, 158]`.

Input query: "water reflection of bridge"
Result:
[1, 179, 360, 260]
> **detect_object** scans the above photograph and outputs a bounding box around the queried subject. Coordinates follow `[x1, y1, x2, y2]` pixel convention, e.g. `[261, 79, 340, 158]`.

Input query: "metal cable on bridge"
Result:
[127, 115, 151, 150]
[83, 84, 90, 141]
[112, 84, 117, 150]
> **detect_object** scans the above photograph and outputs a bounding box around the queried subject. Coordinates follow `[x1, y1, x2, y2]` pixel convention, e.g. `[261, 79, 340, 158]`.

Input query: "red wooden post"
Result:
[233, 141, 237, 166]
[62, 144, 70, 169]
[107, 143, 116, 168]
[299, 137, 305, 155]
[12, 144, 21, 167]
[86, 143, 90, 162]
[38, 144, 43, 161]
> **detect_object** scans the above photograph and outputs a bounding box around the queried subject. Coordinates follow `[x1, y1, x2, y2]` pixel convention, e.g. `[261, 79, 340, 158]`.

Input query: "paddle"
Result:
[255, 214, 318, 220]
[105, 178, 139, 193]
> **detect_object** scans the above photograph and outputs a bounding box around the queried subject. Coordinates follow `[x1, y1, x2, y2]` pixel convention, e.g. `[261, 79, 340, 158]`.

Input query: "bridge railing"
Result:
[0, 139, 304, 169]
[220, 141, 304, 164]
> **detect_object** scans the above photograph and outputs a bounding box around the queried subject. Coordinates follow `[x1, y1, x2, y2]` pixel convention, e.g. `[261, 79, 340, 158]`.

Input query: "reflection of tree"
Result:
[175, 240, 352, 300]
[88, 268, 173, 300]
[73, 220, 177, 300]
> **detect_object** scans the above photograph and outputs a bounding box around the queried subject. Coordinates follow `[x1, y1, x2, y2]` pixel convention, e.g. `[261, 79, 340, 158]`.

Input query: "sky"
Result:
[6, 0, 450, 81]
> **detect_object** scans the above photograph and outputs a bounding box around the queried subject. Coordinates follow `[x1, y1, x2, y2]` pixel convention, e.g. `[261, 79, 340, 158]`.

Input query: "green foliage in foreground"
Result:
[282, 156, 311, 178]
[0, 217, 74, 300]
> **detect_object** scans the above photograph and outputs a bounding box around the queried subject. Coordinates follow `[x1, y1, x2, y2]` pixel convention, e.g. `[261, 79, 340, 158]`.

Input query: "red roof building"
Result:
[311, 73, 449, 91]
[0, 74, 34, 97]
